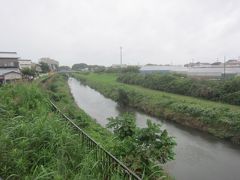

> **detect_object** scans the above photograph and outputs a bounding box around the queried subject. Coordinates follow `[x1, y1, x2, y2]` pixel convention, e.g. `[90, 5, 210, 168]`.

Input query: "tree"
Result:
[121, 66, 140, 73]
[58, 66, 71, 71]
[21, 68, 36, 80]
[39, 62, 50, 73]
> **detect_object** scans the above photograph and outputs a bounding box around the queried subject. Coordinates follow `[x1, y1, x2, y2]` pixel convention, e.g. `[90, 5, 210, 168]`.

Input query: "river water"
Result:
[68, 77, 240, 180]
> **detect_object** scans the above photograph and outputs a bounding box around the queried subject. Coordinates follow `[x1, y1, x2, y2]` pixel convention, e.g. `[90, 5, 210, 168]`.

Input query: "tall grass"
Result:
[0, 82, 118, 179]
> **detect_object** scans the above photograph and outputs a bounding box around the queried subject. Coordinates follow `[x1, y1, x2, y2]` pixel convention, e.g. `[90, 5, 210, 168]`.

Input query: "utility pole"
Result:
[223, 56, 226, 80]
[120, 46, 123, 68]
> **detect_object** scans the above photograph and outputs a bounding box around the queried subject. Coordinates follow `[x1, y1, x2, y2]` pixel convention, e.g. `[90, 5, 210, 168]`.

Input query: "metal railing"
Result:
[49, 100, 141, 180]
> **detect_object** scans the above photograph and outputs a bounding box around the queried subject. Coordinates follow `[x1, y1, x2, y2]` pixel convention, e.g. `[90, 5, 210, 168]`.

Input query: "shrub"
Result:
[117, 72, 240, 105]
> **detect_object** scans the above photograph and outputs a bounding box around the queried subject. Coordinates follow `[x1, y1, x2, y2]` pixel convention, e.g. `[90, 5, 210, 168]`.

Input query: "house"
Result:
[0, 52, 22, 83]
[18, 59, 32, 69]
[0, 68, 22, 83]
[0, 52, 19, 68]
[39, 57, 59, 71]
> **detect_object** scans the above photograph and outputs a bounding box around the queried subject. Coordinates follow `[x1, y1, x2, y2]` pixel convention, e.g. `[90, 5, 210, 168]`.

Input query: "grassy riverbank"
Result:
[0, 73, 174, 179]
[71, 72, 240, 144]
[41, 74, 174, 179]
[117, 72, 240, 105]
[0, 81, 115, 179]
[41, 74, 114, 147]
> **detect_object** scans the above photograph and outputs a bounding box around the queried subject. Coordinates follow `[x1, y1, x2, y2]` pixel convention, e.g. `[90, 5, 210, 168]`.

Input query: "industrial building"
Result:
[140, 65, 240, 79]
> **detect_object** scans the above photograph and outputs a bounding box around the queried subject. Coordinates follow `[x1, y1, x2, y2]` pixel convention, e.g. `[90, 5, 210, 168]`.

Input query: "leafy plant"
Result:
[107, 113, 176, 178]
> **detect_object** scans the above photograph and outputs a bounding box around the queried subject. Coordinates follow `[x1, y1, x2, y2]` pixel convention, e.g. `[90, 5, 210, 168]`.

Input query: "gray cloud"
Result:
[1, 0, 240, 66]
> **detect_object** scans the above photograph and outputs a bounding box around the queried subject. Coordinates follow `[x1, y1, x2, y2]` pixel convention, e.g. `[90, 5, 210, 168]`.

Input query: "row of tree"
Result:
[21, 62, 139, 80]
[117, 72, 240, 105]
[71, 63, 140, 73]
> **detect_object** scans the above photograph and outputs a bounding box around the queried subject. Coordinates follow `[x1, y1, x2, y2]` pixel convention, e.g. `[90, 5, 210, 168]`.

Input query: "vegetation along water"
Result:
[68, 76, 240, 180]
[117, 72, 240, 105]
[71, 72, 240, 144]
[0, 74, 176, 179]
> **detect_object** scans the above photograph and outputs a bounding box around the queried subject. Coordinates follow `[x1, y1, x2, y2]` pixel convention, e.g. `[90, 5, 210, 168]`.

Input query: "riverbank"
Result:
[41, 74, 114, 147]
[0, 80, 116, 179]
[41, 74, 173, 179]
[117, 72, 240, 105]
[71, 72, 240, 144]
[68, 76, 240, 180]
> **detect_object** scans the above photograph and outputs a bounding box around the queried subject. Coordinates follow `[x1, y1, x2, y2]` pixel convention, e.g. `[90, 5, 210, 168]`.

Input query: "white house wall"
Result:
[4, 72, 22, 80]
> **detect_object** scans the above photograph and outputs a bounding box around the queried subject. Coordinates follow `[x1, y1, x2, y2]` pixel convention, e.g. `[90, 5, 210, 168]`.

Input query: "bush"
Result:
[107, 113, 176, 178]
[116, 88, 130, 106]
[117, 72, 240, 105]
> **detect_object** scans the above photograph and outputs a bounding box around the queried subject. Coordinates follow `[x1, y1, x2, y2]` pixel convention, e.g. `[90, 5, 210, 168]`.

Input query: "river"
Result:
[68, 77, 240, 180]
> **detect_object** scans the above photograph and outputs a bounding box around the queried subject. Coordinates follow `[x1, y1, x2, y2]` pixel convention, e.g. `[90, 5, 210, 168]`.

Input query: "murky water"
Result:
[68, 77, 240, 180]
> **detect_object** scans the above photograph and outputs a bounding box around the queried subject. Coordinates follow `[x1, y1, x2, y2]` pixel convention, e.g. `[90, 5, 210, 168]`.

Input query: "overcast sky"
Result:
[1, 0, 240, 66]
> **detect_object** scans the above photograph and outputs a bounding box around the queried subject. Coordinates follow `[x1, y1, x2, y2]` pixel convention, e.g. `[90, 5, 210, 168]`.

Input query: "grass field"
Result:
[71, 72, 240, 144]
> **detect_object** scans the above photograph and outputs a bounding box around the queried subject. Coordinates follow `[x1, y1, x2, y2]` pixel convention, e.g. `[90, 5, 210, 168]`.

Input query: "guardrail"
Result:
[49, 100, 141, 180]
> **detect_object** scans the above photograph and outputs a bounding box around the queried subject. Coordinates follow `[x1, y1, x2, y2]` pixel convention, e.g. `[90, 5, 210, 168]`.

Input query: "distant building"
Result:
[140, 65, 187, 74]
[18, 59, 32, 69]
[140, 65, 240, 79]
[39, 57, 59, 71]
[0, 52, 19, 68]
[184, 62, 211, 68]
[31, 63, 42, 72]
[0, 68, 22, 83]
[0, 52, 22, 83]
